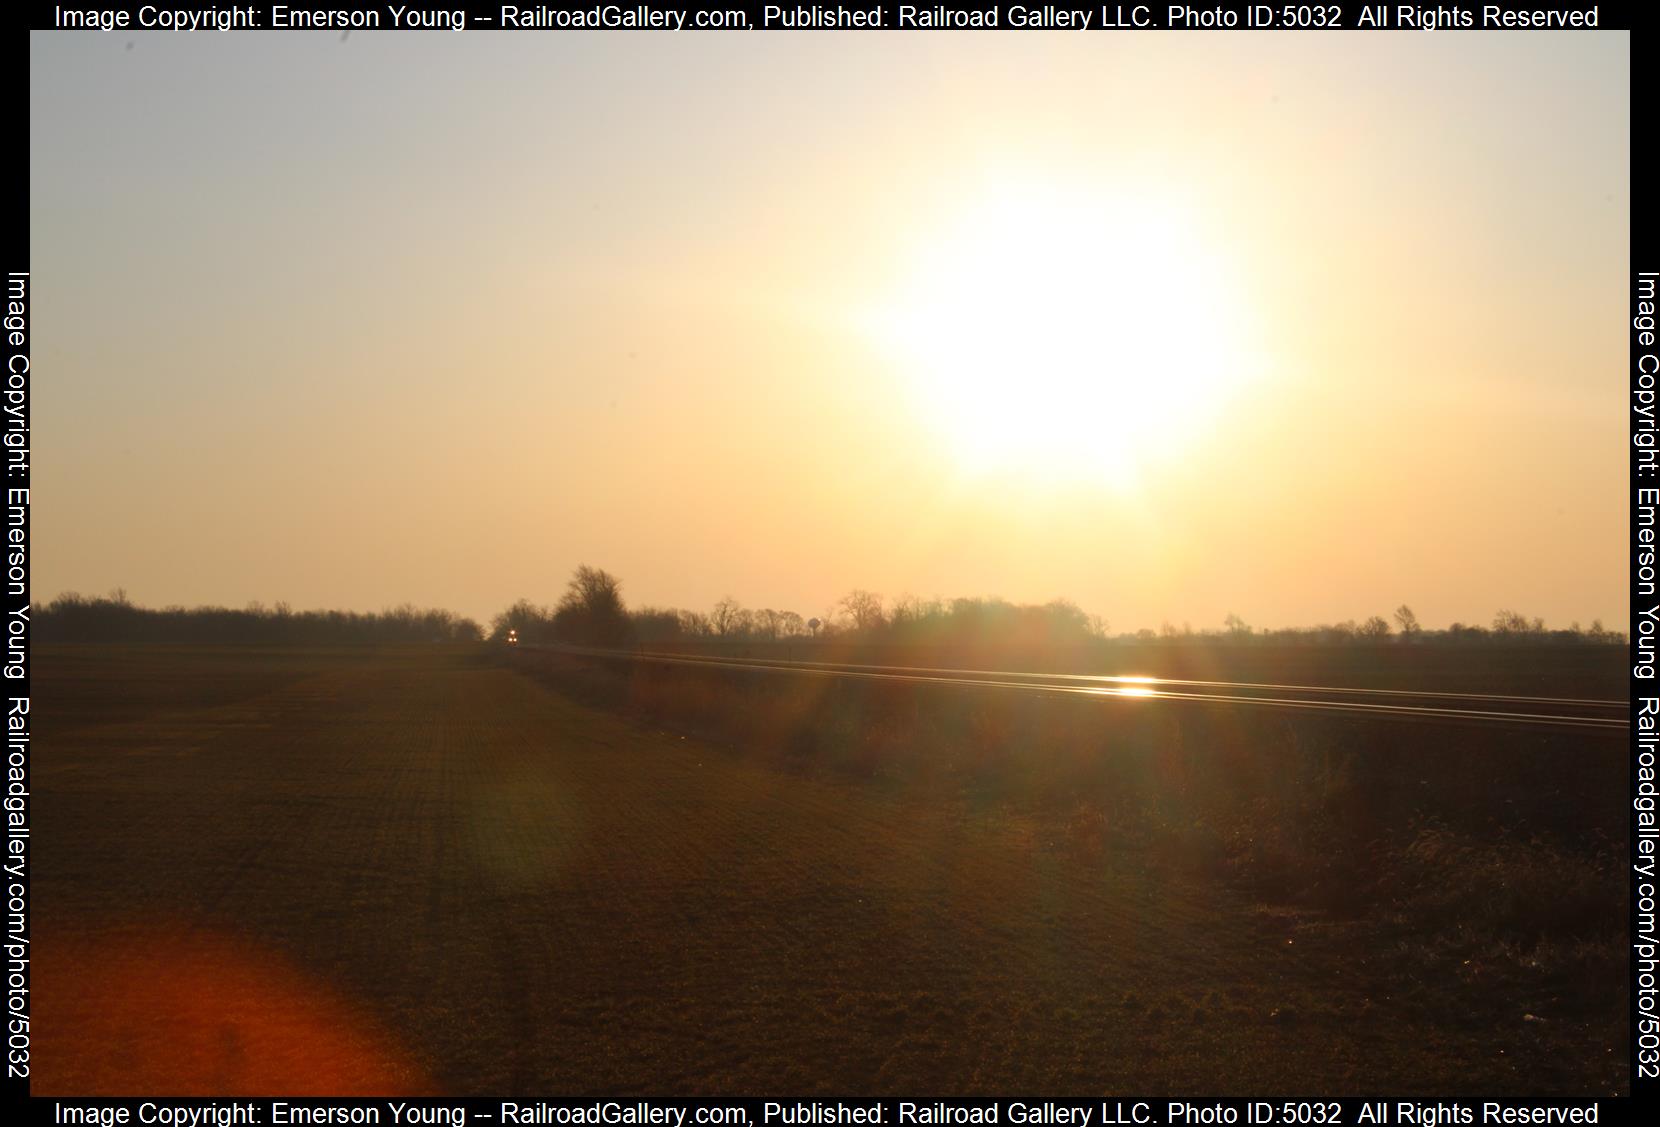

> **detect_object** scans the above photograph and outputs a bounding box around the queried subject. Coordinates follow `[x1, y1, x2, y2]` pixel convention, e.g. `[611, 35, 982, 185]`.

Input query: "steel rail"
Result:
[532, 645, 1630, 731]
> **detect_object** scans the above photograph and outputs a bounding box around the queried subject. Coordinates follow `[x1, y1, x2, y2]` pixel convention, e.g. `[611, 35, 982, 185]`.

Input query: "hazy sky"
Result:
[32, 31, 1629, 631]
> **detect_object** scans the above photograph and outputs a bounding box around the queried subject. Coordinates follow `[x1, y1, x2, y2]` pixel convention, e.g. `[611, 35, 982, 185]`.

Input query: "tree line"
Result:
[491, 568, 1627, 648]
[33, 573, 1625, 648]
[494, 575, 1105, 649]
[36, 590, 484, 644]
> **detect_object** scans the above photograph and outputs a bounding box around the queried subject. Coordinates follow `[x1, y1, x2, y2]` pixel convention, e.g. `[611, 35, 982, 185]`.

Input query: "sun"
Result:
[870, 181, 1262, 489]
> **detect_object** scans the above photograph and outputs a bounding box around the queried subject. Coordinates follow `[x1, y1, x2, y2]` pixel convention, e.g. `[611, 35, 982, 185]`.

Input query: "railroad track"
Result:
[531, 645, 1630, 732]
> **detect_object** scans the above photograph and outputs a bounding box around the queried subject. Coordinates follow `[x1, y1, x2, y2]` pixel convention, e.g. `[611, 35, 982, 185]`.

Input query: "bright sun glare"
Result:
[872, 182, 1262, 489]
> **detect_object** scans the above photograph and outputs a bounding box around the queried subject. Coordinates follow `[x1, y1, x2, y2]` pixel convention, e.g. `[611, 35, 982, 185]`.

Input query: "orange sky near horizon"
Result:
[31, 31, 1630, 632]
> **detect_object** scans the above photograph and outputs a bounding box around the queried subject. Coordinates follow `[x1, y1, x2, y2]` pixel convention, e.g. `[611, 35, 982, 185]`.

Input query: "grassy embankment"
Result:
[513, 644, 1630, 1057]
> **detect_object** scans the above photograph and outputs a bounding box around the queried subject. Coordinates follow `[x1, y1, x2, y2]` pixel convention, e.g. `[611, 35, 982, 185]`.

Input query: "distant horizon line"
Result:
[34, 587, 1628, 642]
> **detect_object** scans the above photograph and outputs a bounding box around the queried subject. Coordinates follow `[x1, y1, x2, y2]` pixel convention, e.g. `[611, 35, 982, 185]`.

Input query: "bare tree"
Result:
[1358, 615, 1391, 639]
[889, 594, 925, 631]
[1393, 604, 1421, 638]
[838, 589, 887, 632]
[563, 566, 623, 613]
[553, 565, 631, 646]
[711, 596, 746, 638]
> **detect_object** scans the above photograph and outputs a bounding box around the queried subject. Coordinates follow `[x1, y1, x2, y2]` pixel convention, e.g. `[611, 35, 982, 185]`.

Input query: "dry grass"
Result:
[31, 644, 1628, 1095]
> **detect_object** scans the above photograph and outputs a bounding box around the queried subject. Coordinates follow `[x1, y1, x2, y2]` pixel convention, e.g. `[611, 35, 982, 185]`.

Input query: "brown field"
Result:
[32, 644, 1628, 1095]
